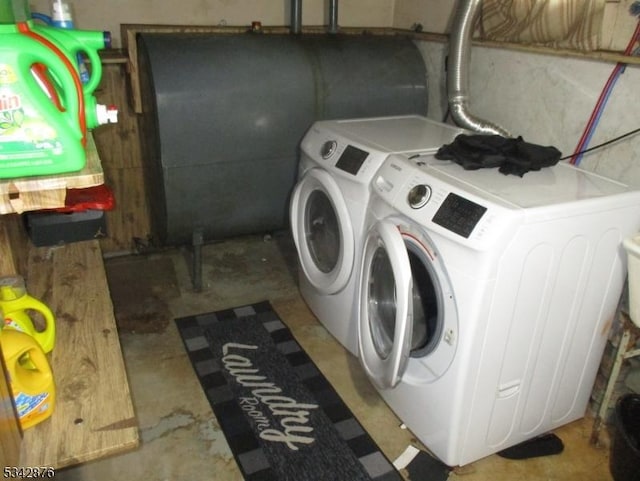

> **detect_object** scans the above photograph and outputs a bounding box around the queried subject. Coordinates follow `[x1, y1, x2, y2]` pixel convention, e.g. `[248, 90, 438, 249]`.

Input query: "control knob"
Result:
[321, 140, 337, 159]
[407, 184, 431, 209]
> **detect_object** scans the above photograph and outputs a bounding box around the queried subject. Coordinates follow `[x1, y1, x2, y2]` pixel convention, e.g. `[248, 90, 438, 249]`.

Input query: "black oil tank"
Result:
[137, 33, 428, 245]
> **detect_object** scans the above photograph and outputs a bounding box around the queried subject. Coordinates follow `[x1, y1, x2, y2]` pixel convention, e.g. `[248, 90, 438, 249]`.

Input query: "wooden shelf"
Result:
[19, 240, 139, 469]
[0, 134, 104, 215]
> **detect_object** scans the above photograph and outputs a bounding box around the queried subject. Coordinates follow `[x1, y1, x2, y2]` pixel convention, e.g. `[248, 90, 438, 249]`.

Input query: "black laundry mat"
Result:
[175, 301, 403, 481]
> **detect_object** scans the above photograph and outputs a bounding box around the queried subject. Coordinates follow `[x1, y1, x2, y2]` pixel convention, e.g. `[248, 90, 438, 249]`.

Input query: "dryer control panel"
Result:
[335, 144, 369, 175]
[301, 125, 390, 184]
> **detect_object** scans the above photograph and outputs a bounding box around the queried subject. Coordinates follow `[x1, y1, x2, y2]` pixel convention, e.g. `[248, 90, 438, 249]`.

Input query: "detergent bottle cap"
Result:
[96, 104, 118, 124]
[51, 0, 74, 28]
[0, 276, 26, 301]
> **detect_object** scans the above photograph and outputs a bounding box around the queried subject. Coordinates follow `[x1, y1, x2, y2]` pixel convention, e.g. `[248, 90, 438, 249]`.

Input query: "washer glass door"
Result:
[290, 168, 354, 294]
[359, 220, 450, 389]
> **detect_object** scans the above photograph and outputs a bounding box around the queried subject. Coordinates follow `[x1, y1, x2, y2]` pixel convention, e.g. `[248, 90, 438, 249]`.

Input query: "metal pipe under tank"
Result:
[291, 0, 339, 35]
[328, 0, 339, 34]
[290, 0, 302, 34]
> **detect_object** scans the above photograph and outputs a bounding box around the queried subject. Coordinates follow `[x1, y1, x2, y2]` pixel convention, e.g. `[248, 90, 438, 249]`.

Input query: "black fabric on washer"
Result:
[435, 134, 562, 177]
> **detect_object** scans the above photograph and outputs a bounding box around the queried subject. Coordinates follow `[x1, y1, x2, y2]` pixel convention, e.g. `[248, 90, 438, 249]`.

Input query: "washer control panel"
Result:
[373, 154, 518, 249]
[431, 193, 487, 239]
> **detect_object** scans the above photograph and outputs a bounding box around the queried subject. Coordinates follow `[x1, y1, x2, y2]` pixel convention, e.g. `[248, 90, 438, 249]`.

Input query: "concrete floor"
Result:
[56, 232, 614, 480]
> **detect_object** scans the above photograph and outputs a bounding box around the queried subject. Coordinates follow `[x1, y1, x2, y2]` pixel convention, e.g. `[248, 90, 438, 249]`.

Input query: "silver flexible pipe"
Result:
[447, 0, 510, 136]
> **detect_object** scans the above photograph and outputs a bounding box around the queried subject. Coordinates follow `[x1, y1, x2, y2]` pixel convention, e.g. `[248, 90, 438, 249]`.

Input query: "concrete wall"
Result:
[392, 0, 453, 32]
[417, 40, 640, 187]
[29, 0, 396, 47]
[394, 0, 640, 50]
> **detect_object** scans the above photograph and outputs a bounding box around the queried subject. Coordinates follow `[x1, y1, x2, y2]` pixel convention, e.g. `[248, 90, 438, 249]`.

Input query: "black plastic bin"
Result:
[611, 393, 640, 481]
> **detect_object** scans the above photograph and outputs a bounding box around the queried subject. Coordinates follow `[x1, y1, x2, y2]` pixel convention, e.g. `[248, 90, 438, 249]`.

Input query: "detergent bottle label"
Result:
[4, 317, 25, 332]
[0, 63, 61, 167]
[14, 390, 52, 424]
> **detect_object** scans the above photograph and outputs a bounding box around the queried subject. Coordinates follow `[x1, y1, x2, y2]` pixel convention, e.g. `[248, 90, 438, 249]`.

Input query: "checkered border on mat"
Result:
[176, 300, 402, 481]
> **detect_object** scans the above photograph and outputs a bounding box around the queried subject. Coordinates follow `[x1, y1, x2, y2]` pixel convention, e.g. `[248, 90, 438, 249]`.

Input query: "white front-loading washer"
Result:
[290, 115, 465, 355]
[358, 152, 640, 466]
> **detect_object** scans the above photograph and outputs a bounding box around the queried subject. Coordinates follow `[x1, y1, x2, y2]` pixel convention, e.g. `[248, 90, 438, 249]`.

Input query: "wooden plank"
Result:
[0, 216, 18, 276]
[0, 214, 30, 277]
[20, 240, 139, 469]
[93, 63, 152, 253]
[0, 135, 104, 215]
[100, 166, 151, 254]
[94, 65, 145, 169]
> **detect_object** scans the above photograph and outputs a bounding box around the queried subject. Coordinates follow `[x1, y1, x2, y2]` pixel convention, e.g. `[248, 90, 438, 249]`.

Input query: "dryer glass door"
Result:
[359, 220, 412, 389]
[306, 190, 339, 273]
[290, 168, 355, 294]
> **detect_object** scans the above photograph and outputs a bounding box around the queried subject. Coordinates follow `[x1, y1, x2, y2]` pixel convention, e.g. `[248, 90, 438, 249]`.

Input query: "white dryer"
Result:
[358, 153, 640, 466]
[290, 115, 465, 355]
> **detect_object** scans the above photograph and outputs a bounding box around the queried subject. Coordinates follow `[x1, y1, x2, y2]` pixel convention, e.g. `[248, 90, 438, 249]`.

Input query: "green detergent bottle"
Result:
[30, 21, 117, 129]
[30, 0, 118, 130]
[0, 0, 30, 24]
[31, 21, 110, 97]
[0, 22, 85, 178]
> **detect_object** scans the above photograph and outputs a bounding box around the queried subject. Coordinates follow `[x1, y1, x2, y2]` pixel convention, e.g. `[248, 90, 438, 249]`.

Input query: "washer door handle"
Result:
[358, 220, 413, 389]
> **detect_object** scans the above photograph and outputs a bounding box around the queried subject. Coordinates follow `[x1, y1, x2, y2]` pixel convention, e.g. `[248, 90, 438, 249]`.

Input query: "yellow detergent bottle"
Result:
[0, 328, 55, 429]
[0, 276, 56, 353]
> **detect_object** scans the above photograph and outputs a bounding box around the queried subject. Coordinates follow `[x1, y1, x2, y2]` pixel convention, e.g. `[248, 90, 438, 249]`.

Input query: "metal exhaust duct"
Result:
[447, 0, 510, 136]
